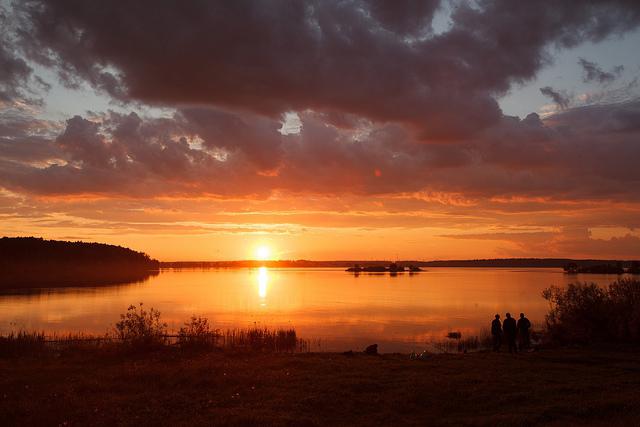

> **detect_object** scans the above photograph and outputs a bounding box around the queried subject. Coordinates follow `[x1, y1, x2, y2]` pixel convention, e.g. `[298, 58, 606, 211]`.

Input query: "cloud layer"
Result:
[13, 0, 640, 137]
[1, 100, 639, 203]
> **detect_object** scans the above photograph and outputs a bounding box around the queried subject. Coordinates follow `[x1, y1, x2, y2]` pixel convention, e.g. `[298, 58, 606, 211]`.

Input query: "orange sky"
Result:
[1, 1, 640, 261]
[2, 190, 639, 261]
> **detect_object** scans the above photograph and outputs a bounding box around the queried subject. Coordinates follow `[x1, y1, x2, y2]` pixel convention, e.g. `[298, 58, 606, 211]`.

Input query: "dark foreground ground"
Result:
[2, 348, 640, 426]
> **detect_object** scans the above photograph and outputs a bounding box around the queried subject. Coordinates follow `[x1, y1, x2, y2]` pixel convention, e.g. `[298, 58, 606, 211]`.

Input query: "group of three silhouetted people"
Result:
[491, 312, 531, 353]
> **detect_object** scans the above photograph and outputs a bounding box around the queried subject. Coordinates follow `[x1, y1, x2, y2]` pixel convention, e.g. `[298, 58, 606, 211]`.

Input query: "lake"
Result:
[0, 268, 627, 352]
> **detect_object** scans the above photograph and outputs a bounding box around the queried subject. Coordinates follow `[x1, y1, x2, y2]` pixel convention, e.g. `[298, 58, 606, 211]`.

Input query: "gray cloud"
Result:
[0, 7, 33, 103]
[579, 57, 624, 84]
[540, 86, 571, 109]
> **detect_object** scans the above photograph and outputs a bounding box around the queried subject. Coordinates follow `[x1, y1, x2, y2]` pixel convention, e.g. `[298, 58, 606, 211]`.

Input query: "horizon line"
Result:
[159, 257, 635, 263]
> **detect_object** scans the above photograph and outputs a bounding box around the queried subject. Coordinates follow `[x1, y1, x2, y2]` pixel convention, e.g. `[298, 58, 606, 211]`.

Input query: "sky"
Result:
[1, 0, 640, 261]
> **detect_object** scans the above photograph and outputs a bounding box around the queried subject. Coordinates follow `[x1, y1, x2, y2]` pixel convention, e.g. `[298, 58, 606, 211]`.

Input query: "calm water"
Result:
[0, 268, 627, 352]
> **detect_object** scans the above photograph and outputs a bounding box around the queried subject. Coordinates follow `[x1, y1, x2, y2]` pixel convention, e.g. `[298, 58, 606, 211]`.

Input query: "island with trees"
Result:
[563, 261, 640, 275]
[0, 237, 159, 288]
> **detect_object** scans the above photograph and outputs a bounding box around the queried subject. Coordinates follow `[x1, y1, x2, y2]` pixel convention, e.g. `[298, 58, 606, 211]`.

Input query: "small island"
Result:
[0, 237, 160, 288]
[563, 261, 640, 275]
[346, 262, 422, 273]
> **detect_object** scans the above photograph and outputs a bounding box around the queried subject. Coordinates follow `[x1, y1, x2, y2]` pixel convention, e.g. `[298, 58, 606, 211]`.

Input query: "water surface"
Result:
[0, 268, 626, 352]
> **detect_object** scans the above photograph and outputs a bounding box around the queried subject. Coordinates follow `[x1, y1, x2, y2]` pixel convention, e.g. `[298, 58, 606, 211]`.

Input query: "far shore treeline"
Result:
[1, 236, 638, 289]
[162, 258, 640, 271]
[0, 237, 159, 287]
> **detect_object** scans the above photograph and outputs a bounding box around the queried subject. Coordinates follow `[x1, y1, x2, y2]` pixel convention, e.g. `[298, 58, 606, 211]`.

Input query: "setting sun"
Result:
[255, 245, 272, 261]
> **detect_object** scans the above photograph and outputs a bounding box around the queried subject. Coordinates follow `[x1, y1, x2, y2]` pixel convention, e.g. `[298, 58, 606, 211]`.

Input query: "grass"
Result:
[0, 328, 308, 356]
[0, 305, 307, 355]
[1, 346, 640, 426]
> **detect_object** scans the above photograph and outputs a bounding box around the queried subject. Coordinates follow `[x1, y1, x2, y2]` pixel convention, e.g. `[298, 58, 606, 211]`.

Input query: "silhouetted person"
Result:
[503, 313, 517, 353]
[517, 312, 531, 350]
[491, 314, 502, 352]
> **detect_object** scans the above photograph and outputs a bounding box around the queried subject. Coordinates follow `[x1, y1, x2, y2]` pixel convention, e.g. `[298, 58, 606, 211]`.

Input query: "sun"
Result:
[255, 245, 271, 261]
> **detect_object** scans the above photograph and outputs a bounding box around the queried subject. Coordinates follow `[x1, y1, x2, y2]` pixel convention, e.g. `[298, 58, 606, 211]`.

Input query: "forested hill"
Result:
[0, 237, 159, 287]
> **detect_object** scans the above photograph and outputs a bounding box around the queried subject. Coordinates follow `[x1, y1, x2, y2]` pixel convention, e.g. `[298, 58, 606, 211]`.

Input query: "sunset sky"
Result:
[1, 0, 640, 261]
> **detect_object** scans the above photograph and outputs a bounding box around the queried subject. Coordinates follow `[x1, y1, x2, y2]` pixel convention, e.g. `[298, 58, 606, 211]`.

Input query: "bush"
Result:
[178, 316, 218, 349]
[113, 303, 167, 349]
[609, 278, 640, 340]
[543, 279, 640, 344]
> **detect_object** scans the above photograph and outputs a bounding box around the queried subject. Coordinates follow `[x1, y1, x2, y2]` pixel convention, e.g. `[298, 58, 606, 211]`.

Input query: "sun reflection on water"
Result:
[258, 266, 268, 302]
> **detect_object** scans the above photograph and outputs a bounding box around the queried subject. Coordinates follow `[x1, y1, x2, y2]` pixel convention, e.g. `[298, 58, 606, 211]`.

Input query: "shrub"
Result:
[543, 279, 640, 344]
[543, 283, 609, 343]
[178, 316, 218, 349]
[608, 278, 640, 341]
[113, 303, 167, 349]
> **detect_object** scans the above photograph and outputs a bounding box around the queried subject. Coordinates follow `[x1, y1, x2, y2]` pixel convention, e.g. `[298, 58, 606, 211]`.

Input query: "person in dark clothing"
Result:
[503, 312, 517, 353]
[491, 314, 502, 352]
[517, 312, 531, 350]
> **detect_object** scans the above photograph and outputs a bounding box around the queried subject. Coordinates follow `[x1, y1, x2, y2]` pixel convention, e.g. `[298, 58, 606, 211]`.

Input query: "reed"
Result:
[0, 330, 46, 356]
[0, 305, 309, 356]
[220, 327, 308, 353]
[428, 328, 494, 353]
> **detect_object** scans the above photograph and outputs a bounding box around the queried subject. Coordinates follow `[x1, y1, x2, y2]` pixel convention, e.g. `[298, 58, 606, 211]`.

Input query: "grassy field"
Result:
[2, 347, 640, 426]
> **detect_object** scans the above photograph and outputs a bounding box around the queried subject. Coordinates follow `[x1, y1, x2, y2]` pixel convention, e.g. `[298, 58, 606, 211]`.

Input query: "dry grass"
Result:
[220, 327, 308, 353]
[1, 347, 640, 426]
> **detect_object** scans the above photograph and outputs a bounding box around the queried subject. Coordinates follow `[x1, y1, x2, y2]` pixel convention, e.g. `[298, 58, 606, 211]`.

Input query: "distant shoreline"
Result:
[160, 258, 639, 269]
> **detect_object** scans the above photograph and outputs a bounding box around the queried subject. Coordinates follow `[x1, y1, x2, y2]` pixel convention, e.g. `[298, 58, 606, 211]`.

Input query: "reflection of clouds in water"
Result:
[258, 267, 268, 302]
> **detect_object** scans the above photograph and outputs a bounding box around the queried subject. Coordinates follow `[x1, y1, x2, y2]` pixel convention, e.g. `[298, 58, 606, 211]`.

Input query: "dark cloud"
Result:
[439, 227, 640, 259]
[12, 0, 640, 139]
[579, 57, 623, 84]
[549, 226, 640, 258]
[1, 98, 639, 204]
[0, 45, 31, 103]
[0, 133, 59, 164]
[0, 108, 62, 163]
[0, 1, 639, 207]
[179, 107, 285, 171]
[367, 0, 440, 35]
[0, 7, 33, 103]
[540, 86, 571, 109]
